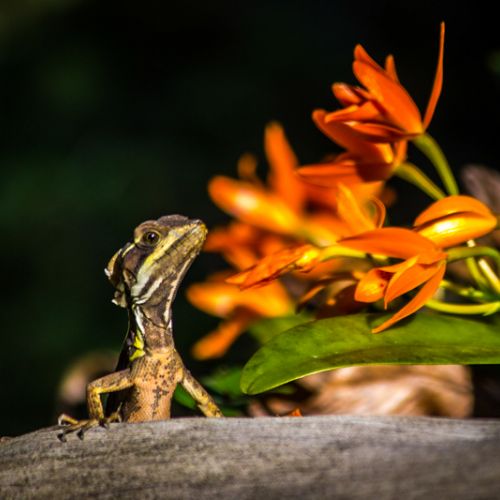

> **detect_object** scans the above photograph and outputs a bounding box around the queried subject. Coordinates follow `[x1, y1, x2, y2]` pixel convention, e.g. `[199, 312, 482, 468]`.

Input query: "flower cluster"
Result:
[188, 23, 499, 360]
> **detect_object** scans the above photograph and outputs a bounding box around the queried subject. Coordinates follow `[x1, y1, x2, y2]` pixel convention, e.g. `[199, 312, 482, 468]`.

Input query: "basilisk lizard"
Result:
[58, 215, 222, 440]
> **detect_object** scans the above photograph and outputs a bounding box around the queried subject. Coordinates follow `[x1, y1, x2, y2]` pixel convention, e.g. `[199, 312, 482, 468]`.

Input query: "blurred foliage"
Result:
[174, 367, 246, 416]
[0, 0, 499, 435]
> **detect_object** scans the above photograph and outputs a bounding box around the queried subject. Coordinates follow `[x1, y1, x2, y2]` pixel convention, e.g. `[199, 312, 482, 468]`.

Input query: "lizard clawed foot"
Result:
[57, 411, 122, 442]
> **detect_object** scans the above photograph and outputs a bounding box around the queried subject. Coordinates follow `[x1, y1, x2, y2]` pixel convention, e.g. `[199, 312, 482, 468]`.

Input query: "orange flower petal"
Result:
[414, 195, 493, 225]
[414, 195, 497, 247]
[237, 153, 260, 183]
[349, 122, 413, 142]
[340, 228, 437, 259]
[370, 197, 387, 228]
[192, 312, 254, 360]
[312, 110, 393, 163]
[353, 60, 423, 134]
[422, 22, 445, 130]
[264, 122, 305, 212]
[351, 181, 386, 201]
[336, 183, 377, 234]
[208, 176, 301, 234]
[384, 55, 399, 82]
[394, 140, 408, 165]
[227, 245, 320, 289]
[332, 83, 373, 106]
[187, 281, 251, 317]
[413, 249, 447, 265]
[378, 255, 419, 274]
[355, 268, 388, 302]
[372, 262, 445, 333]
[354, 44, 384, 71]
[384, 262, 441, 306]
[204, 223, 261, 270]
[187, 280, 292, 317]
[416, 213, 497, 248]
[298, 160, 394, 187]
[298, 280, 330, 308]
[325, 102, 381, 123]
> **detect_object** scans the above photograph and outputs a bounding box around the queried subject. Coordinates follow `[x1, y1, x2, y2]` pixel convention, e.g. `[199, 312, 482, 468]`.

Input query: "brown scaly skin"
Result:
[58, 215, 222, 440]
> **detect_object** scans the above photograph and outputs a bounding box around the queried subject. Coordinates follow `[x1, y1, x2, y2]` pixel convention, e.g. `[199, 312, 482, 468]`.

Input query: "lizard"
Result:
[58, 215, 222, 440]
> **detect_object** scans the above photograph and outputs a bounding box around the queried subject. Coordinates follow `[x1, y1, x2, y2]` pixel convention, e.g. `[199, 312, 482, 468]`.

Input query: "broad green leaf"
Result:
[240, 312, 500, 395]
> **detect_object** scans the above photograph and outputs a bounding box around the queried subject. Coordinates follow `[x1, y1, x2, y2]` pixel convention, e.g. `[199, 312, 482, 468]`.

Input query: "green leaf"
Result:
[174, 385, 197, 410]
[240, 312, 500, 395]
[202, 367, 244, 399]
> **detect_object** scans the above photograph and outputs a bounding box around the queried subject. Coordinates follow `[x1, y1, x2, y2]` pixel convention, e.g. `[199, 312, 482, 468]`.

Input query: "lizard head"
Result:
[105, 215, 207, 309]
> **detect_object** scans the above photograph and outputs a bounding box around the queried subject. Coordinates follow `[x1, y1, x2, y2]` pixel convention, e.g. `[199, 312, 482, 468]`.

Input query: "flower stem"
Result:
[447, 244, 500, 295]
[440, 280, 497, 302]
[466, 258, 492, 294]
[412, 133, 459, 196]
[395, 162, 445, 200]
[319, 245, 367, 261]
[447, 246, 500, 269]
[477, 259, 500, 295]
[426, 298, 500, 316]
[466, 241, 500, 296]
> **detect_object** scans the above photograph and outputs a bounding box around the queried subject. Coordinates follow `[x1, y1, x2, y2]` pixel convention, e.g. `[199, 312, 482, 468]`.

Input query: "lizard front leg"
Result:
[181, 368, 223, 417]
[58, 368, 134, 441]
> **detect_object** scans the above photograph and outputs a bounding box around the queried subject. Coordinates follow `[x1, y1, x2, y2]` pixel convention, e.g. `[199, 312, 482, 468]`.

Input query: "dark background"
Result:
[1, 0, 499, 436]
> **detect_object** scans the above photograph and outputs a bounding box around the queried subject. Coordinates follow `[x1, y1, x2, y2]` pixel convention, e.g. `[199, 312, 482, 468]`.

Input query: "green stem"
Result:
[447, 246, 500, 269]
[447, 244, 500, 295]
[477, 259, 500, 295]
[394, 162, 445, 200]
[426, 299, 500, 316]
[412, 133, 459, 196]
[469, 241, 500, 295]
[440, 280, 495, 302]
[465, 258, 492, 294]
[320, 245, 367, 261]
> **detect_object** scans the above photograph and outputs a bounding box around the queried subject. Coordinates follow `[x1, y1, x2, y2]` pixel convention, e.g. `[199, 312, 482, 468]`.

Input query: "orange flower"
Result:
[264, 122, 306, 212]
[298, 111, 407, 187]
[227, 244, 322, 289]
[194, 124, 396, 355]
[187, 277, 293, 359]
[208, 126, 351, 245]
[323, 22, 445, 141]
[204, 221, 288, 270]
[264, 122, 384, 210]
[208, 123, 307, 237]
[227, 184, 385, 289]
[208, 176, 303, 235]
[193, 125, 386, 358]
[340, 228, 447, 332]
[413, 195, 497, 248]
[209, 123, 386, 243]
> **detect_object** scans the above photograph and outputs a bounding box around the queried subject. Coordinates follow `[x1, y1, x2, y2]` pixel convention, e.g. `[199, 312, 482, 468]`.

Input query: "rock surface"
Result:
[1, 416, 499, 499]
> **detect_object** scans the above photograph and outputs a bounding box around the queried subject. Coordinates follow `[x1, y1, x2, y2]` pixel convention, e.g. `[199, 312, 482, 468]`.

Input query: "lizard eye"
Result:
[141, 230, 161, 247]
